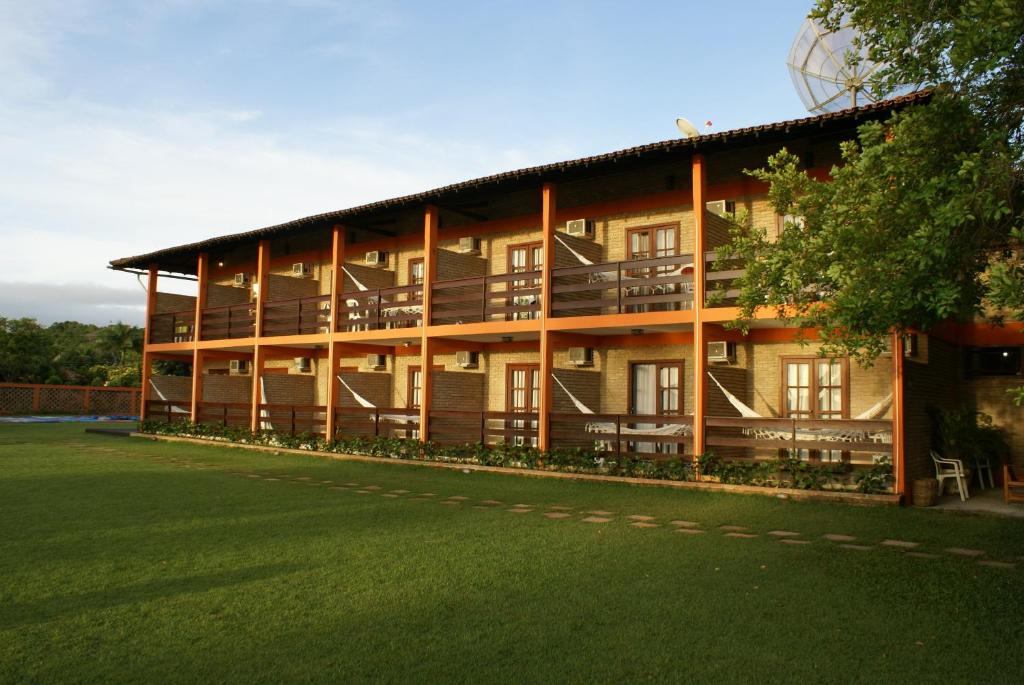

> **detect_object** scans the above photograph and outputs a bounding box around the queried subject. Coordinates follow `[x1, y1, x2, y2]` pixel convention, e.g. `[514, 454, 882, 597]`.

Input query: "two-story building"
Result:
[111, 91, 1023, 499]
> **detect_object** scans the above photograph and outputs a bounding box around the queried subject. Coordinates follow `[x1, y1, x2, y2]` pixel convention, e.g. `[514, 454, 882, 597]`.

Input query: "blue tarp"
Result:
[0, 415, 138, 424]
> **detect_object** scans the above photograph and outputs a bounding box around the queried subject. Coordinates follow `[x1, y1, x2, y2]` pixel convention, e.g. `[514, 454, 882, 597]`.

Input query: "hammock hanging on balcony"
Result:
[341, 266, 422, 325]
[705, 372, 892, 444]
[554, 233, 695, 283]
[337, 375, 418, 424]
[551, 375, 692, 436]
[147, 379, 189, 413]
[258, 376, 273, 431]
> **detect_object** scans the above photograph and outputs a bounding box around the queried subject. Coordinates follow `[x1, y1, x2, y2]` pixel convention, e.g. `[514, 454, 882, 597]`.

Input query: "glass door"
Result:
[506, 364, 539, 446]
[508, 243, 543, 320]
[629, 362, 682, 454]
[782, 358, 846, 462]
[626, 225, 678, 312]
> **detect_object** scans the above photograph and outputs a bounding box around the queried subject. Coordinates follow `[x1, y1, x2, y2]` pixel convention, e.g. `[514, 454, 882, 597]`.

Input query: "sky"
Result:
[0, 0, 815, 326]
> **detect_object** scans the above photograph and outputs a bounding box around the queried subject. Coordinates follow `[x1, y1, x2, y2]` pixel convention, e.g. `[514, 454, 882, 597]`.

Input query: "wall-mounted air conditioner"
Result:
[568, 347, 594, 367]
[706, 200, 736, 218]
[707, 341, 736, 363]
[366, 354, 387, 370]
[565, 219, 594, 239]
[455, 351, 479, 369]
[294, 357, 311, 372]
[458, 236, 481, 255]
[365, 250, 388, 267]
[291, 262, 312, 278]
[229, 359, 250, 374]
[233, 272, 251, 287]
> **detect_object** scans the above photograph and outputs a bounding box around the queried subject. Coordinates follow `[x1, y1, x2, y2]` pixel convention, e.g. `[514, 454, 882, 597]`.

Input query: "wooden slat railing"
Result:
[261, 295, 331, 337]
[200, 303, 256, 340]
[430, 271, 542, 325]
[336, 285, 423, 333]
[257, 403, 328, 435]
[144, 399, 192, 423]
[428, 410, 539, 445]
[149, 309, 196, 344]
[703, 250, 746, 307]
[333, 406, 420, 438]
[195, 401, 251, 427]
[704, 416, 893, 462]
[549, 412, 693, 457]
[551, 254, 695, 317]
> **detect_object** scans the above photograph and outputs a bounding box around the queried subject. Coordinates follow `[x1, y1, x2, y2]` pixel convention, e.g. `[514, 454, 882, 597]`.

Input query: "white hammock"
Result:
[552, 375, 692, 437]
[554, 233, 694, 285]
[337, 375, 418, 424]
[706, 371, 892, 444]
[148, 379, 189, 414]
[258, 376, 272, 430]
[341, 266, 422, 328]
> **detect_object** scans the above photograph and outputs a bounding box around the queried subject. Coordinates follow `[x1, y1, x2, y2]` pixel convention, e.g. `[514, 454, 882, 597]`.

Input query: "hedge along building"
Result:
[110, 91, 1023, 499]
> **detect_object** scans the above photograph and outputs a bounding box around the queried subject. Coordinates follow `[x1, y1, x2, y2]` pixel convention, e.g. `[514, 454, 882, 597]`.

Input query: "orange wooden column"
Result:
[139, 265, 158, 420]
[691, 155, 708, 461]
[419, 207, 439, 442]
[891, 332, 906, 496]
[250, 241, 270, 431]
[538, 183, 557, 451]
[190, 252, 208, 422]
[325, 226, 346, 440]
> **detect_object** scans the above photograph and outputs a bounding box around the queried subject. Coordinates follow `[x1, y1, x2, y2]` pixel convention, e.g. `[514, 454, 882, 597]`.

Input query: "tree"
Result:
[722, 0, 1024, 403]
[0, 318, 56, 383]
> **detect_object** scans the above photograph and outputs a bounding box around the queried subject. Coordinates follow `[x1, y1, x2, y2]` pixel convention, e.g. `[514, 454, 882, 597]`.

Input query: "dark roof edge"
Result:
[110, 90, 930, 270]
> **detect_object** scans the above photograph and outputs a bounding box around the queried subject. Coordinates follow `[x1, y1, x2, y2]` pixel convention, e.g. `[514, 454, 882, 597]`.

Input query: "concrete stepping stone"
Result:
[945, 547, 984, 557]
[719, 525, 748, 532]
[725, 532, 757, 539]
[508, 508, 533, 514]
[880, 539, 920, 549]
[418, 493, 436, 497]
[906, 552, 939, 559]
[446, 496, 468, 501]
[779, 539, 811, 545]
[389, 489, 410, 494]
[380, 493, 400, 498]
[767, 530, 800, 537]
[439, 500, 460, 506]
[630, 522, 660, 529]
[587, 510, 614, 516]
[264, 478, 280, 482]
[669, 520, 700, 528]
[296, 477, 312, 481]
[356, 490, 372, 494]
[543, 512, 571, 519]
[582, 516, 611, 523]
[363, 485, 381, 491]
[839, 544, 873, 551]
[675, 528, 706, 535]
[977, 560, 1016, 569]
[247, 474, 261, 479]
[627, 515, 656, 522]
[823, 534, 857, 542]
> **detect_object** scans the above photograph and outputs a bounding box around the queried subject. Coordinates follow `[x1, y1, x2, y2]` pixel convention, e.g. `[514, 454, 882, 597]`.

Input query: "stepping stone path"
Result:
[977, 560, 1016, 569]
[823, 534, 857, 542]
[587, 511, 614, 516]
[880, 539, 919, 549]
[544, 512, 572, 520]
[945, 547, 985, 557]
[779, 539, 811, 545]
[627, 515, 656, 522]
[264, 478, 279, 482]
[356, 490, 372, 494]
[389, 489, 410, 494]
[839, 544, 873, 551]
[582, 516, 611, 524]
[344, 482, 360, 487]
[725, 532, 758, 539]
[508, 508, 533, 514]
[630, 522, 660, 529]
[380, 493, 399, 498]
[719, 525, 748, 532]
[767, 530, 800, 538]
[296, 477, 312, 481]
[675, 529, 705, 535]
[669, 520, 699, 528]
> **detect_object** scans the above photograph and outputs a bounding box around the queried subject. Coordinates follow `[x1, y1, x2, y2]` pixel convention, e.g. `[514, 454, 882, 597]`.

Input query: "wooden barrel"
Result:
[912, 478, 938, 507]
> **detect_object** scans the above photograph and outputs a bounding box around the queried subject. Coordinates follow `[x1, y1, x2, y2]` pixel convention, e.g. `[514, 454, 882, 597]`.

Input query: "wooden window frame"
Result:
[625, 223, 680, 262]
[507, 241, 544, 274]
[407, 258, 425, 301]
[505, 363, 540, 413]
[406, 364, 443, 409]
[780, 356, 851, 463]
[507, 241, 543, 320]
[626, 360, 685, 415]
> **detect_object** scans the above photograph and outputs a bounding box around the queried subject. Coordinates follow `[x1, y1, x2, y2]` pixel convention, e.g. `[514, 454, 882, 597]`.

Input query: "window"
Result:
[781, 357, 848, 462]
[625, 224, 680, 312]
[629, 361, 684, 454]
[408, 258, 424, 294]
[966, 347, 1021, 376]
[407, 366, 422, 409]
[507, 242, 543, 320]
[506, 364, 540, 446]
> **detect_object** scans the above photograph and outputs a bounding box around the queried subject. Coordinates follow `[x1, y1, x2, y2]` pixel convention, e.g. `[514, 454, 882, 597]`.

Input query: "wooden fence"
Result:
[0, 383, 141, 416]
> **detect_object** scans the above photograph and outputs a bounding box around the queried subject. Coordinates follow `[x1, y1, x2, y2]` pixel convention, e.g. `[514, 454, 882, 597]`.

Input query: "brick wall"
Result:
[338, 371, 392, 408]
[596, 205, 694, 262]
[342, 262, 395, 292]
[150, 375, 191, 402]
[203, 375, 252, 403]
[264, 273, 319, 302]
[600, 344, 694, 415]
[263, 374, 315, 406]
[155, 293, 196, 314]
[206, 283, 250, 308]
[903, 336, 960, 484]
[965, 374, 1024, 470]
[430, 369, 486, 442]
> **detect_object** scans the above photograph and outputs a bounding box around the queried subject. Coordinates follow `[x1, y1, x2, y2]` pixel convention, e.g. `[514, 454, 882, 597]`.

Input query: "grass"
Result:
[1, 423, 1022, 684]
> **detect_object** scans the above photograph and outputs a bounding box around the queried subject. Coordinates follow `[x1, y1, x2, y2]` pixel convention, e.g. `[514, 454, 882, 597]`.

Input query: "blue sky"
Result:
[0, 0, 814, 324]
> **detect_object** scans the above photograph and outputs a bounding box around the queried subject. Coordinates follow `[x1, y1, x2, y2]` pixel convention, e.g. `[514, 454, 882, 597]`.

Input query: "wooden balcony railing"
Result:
[333, 406, 420, 438]
[336, 285, 423, 333]
[195, 401, 251, 427]
[257, 403, 328, 435]
[144, 399, 192, 423]
[549, 412, 694, 457]
[200, 303, 256, 340]
[149, 310, 196, 344]
[704, 250, 746, 307]
[428, 410, 539, 446]
[704, 416, 892, 463]
[550, 254, 695, 317]
[261, 295, 331, 337]
[430, 272, 541, 325]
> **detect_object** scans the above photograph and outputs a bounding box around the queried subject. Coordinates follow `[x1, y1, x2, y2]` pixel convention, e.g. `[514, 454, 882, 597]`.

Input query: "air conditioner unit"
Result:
[705, 200, 736, 218]
[568, 347, 594, 367]
[294, 357, 311, 372]
[881, 334, 919, 358]
[455, 351, 479, 369]
[233, 272, 251, 288]
[365, 250, 388, 267]
[565, 219, 594, 239]
[366, 354, 387, 370]
[458, 236, 481, 254]
[707, 341, 736, 363]
[291, 262, 312, 278]
[229, 359, 250, 374]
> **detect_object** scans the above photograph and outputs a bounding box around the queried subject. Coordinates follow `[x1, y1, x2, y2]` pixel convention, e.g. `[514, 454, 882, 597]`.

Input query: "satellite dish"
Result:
[786, 17, 916, 113]
[675, 117, 700, 138]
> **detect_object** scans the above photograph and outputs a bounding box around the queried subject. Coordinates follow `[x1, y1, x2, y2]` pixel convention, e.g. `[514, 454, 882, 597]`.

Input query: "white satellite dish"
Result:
[787, 17, 917, 113]
[675, 117, 700, 138]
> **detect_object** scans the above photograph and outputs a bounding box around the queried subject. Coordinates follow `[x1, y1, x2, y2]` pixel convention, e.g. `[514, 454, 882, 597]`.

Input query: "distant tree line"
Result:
[0, 317, 146, 387]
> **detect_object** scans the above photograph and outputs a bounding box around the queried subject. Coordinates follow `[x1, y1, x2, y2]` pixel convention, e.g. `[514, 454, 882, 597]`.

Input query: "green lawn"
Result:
[1, 424, 1022, 684]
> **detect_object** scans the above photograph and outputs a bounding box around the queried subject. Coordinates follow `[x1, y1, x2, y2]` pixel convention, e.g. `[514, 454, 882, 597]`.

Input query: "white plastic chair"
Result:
[931, 450, 970, 502]
[974, 454, 995, 490]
